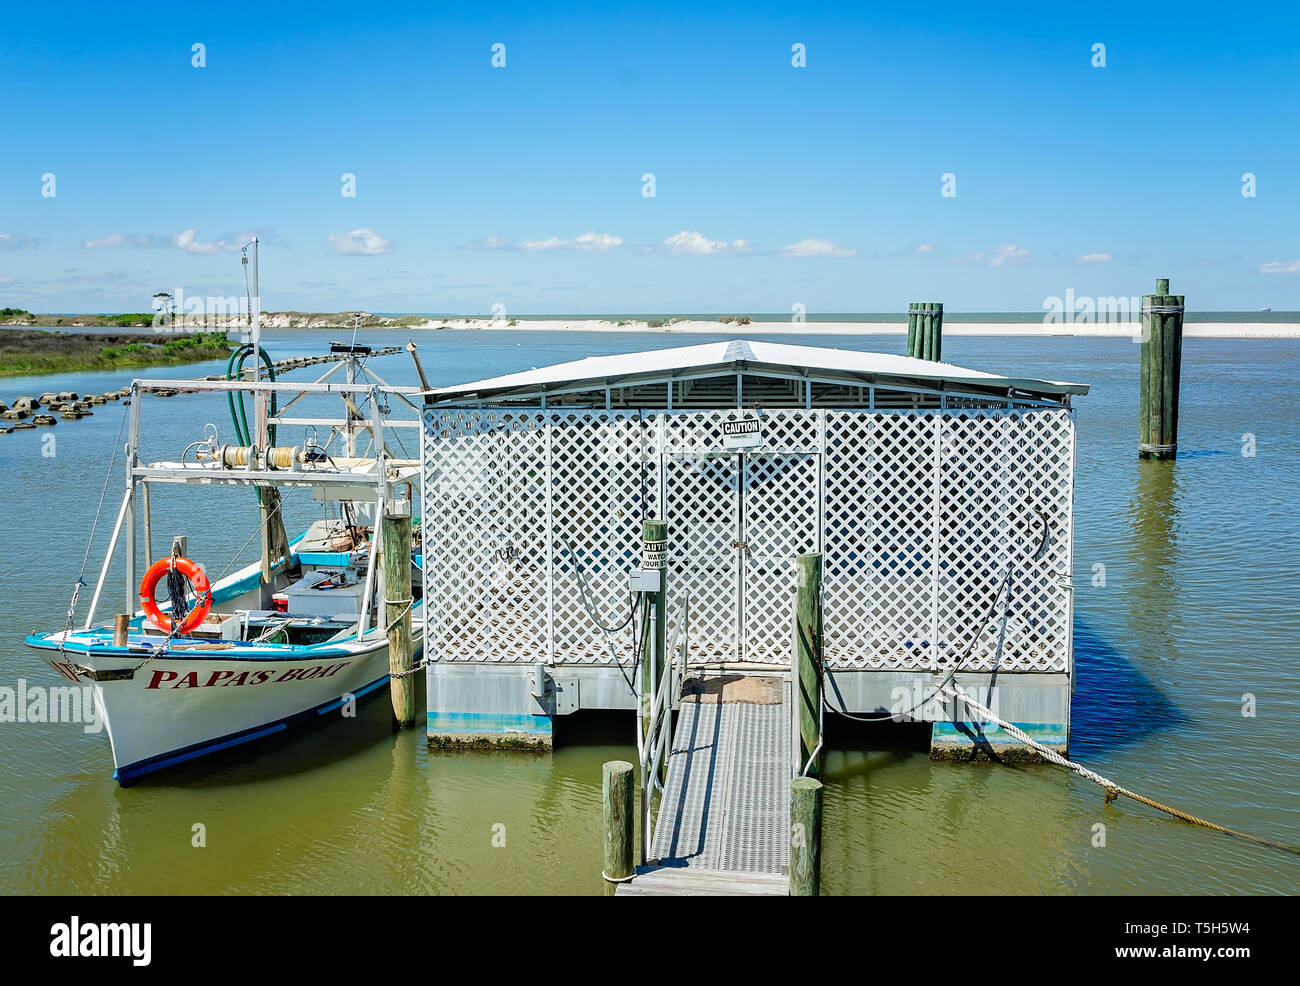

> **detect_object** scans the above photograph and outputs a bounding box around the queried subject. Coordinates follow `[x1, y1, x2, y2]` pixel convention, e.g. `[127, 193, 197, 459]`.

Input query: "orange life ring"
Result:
[140, 556, 212, 635]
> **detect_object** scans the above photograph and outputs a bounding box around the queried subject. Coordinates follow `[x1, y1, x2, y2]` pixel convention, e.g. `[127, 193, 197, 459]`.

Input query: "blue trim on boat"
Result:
[296, 550, 356, 567]
[23, 632, 363, 661]
[113, 673, 392, 785]
[315, 674, 391, 714]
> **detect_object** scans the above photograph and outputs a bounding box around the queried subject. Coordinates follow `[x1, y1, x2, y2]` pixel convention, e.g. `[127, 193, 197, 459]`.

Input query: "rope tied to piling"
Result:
[382, 597, 413, 636]
[1141, 304, 1185, 315]
[942, 683, 1300, 857]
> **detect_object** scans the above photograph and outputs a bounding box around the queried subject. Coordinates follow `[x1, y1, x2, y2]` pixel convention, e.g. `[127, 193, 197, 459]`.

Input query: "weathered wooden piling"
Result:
[381, 510, 416, 727]
[789, 776, 823, 896]
[1139, 277, 1184, 460]
[795, 552, 823, 777]
[113, 614, 129, 647]
[907, 302, 944, 361]
[602, 760, 634, 888]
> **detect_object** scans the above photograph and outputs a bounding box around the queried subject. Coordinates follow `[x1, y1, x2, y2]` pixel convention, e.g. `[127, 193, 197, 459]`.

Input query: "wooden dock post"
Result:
[795, 552, 823, 777]
[381, 510, 415, 727]
[113, 614, 129, 648]
[602, 760, 634, 889]
[789, 776, 823, 896]
[907, 302, 943, 361]
[1139, 277, 1184, 460]
[641, 519, 668, 735]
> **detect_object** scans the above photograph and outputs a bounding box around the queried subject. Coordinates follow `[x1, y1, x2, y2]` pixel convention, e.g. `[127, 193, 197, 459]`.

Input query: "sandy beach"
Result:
[405, 317, 1300, 339]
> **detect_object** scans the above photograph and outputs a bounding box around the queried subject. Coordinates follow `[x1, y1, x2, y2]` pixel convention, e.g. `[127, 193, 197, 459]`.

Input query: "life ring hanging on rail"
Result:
[140, 556, 212, 635]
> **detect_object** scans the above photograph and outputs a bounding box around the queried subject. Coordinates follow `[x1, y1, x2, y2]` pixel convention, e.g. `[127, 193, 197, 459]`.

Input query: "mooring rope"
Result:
[942, 683, 1300, 857]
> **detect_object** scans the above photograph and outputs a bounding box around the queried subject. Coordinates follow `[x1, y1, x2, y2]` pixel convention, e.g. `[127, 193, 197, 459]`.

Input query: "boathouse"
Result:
[419, 339, 1087, 757]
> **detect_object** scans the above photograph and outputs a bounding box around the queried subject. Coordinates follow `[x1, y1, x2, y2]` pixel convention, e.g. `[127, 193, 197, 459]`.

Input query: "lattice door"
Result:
[663, 455, 740, 662]
[741, 454, 820, 663]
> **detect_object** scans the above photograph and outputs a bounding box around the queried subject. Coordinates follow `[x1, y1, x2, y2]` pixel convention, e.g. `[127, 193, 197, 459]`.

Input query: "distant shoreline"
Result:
[4, 313, 1299, 339]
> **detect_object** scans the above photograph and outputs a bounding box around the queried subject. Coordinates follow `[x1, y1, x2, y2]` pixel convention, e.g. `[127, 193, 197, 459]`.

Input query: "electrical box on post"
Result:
[629, 569, 662, 593]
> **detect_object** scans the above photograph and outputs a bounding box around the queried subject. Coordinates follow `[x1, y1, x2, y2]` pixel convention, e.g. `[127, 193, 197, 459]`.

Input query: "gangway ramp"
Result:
[617, 674, 790, 896]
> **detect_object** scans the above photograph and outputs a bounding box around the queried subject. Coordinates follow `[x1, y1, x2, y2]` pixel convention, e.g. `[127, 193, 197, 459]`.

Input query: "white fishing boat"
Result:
[24, 239, 428, 783]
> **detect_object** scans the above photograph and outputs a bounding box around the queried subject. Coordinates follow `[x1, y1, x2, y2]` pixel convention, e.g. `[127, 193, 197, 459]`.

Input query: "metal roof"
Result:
[424, 338, 1089, 403]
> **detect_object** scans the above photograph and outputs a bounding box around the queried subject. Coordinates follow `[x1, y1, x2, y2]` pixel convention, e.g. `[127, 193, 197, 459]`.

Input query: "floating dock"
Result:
[418, 339, 1089, 759]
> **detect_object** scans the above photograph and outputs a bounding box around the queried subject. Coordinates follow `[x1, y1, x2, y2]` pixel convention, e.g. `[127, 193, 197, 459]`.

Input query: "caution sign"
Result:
[642, 539, 667, 570]
[722, 417, 762, 450]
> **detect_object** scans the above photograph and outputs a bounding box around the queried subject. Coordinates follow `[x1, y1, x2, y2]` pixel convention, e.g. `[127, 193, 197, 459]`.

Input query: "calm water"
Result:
[2, 329, 1297, 895]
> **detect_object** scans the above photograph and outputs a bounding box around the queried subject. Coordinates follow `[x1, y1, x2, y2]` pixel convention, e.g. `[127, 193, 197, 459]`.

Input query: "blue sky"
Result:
[2, 1, 1299, 313]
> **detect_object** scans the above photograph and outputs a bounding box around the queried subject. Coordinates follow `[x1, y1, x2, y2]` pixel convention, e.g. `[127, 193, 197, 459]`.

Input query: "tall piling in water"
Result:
[907, 303, 944, 361]
[382, 510, 415, 727]
[795, 552, 823, 778]
[789, 776, 823, 896]
[1139, 277, 1184, 460]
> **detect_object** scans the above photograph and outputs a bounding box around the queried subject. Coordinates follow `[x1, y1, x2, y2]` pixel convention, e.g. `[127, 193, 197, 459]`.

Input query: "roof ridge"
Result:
[723, 339, 756, 362]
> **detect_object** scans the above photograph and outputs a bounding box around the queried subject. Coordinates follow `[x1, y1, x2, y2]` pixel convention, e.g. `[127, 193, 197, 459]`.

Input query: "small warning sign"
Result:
[722, 417, 762, 450]
[642, 539, 667, 570]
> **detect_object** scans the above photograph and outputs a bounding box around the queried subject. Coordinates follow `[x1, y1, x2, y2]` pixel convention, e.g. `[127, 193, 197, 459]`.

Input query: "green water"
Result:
[2, 330, 1297, 895]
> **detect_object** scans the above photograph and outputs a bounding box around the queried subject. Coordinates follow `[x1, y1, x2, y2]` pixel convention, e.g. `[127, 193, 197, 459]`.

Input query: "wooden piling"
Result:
[906, 303, 943, 361]
[641, 519, 668, 734]
[789, 776, 823, 896]
[1139, 277, 1184, 460]
[602, 760, 635, 888]
[795, 552, 823, 777]
[381, 510, 415, 727]
[113, 614, 129, 648]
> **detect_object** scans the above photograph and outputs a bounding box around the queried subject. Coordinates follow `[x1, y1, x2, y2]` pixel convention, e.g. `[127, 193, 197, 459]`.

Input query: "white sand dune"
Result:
[408, 317, 1300, 339]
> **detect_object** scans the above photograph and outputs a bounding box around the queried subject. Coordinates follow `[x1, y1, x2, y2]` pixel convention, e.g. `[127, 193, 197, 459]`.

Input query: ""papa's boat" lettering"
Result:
[146, 662, 352, 690]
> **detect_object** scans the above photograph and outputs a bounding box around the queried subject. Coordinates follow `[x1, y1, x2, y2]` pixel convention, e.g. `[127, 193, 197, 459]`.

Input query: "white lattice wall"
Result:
[422, 406, 1075, 674]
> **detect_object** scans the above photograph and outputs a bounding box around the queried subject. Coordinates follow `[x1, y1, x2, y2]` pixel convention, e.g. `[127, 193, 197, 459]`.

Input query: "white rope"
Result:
[382, 598, 413, 635]
[941, 683, 1300, 856]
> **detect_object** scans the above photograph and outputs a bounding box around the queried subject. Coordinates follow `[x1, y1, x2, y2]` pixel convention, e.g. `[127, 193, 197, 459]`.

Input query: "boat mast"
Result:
[251, 237, 264, 439]
[249, 237, 292, 606]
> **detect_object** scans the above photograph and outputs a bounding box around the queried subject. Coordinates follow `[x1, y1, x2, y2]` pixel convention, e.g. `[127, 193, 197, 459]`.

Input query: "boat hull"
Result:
[29, 633, 422, 783]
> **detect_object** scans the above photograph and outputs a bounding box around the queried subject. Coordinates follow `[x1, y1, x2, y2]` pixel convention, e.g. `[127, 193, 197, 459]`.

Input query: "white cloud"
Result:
[571, 231, 622, 251]
[327, 228, 394, 256]
[988, 244, 1030, 268]
[465, 235, 515, 250]
[912, 242, 935, 254]
[173, 229, 248, 254]
[0, 233, 39, 250]
[780, 238, 856, 258]
[82, 229, 271, 253]
[83, 233, 165, 249]
[1260, 260, 1300, 275]
[1075, 252, 1112, 264]
[662, 230, 752, 255]
[521, 231, 623, 252]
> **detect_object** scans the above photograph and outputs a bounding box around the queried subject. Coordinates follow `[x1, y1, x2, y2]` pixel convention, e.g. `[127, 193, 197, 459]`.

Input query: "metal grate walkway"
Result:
[644, 675, 790, 879]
